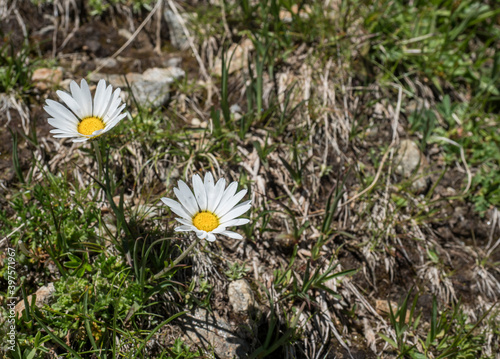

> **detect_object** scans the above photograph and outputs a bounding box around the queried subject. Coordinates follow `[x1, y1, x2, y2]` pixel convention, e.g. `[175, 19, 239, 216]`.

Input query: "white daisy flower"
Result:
[161, 173, 251, 242]
[44, 79, 127, 142]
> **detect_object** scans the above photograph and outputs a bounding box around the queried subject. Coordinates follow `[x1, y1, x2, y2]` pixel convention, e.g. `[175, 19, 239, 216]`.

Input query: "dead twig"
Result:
[165, 0, 213, 106]
[90, 0, 162, 75]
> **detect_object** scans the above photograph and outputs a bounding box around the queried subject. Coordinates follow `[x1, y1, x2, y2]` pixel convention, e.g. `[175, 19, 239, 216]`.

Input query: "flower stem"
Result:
[92, 140, 103, 181]
[153, 236, 202, 280]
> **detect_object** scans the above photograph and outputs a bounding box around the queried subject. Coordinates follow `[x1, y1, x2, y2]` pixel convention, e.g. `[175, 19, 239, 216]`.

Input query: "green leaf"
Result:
[379, 333, 397, 349]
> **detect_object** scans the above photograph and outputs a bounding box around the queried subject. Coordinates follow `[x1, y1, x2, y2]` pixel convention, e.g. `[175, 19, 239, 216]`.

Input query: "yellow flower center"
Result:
[192, 211, 219, 232]
[78, 117, 104, 136]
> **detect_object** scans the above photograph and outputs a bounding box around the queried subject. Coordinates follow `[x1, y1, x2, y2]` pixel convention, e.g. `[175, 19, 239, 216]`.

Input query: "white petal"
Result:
[48, 118, 76, 132]
[104, 113, 126, 132]
[44, 100, 80, 125]
[53, 133, 79, 138]
[102, 88, 122, 122]
[219, 230, 243, 239]
[196, 231, 208, 240]
[207, 178, 226, 212]
[71, 137, 89, 142]
[69, 81, 83, 106]
[96, 85, 113, 119]
[50, 129, 76, 134]
[215, 189, 247, 218]
[174, 225, 196, 232]
[106, 103, 126, 124]
[104, 103, 120, 124]
[175, 217, 193, 226]
[50, 129, 80, 137]
[204, 173, 215, 192]
[219, 201, 251, 223]
[192, 174, 208, 211]
[161, 197, 192, 220]
[204, 173, 217, 210]
[211, 225, 226, 234]
[213, 181, 238, 213]
[89, 129, 104, 137]
[206, 233, 216, 242]
[80, 79, 93, 116]
[93, 80, 107, 118]
[175, 180, 199, 216]
[71, 79, 92, 116]
[219, 218, 250, 227]
[57, 90, 85, 119]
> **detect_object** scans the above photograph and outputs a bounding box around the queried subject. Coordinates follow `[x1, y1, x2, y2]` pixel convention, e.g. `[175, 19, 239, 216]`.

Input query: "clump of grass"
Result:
[379, 290, 497, 359]
[30, 0, 157, 15]
[0, 39, 34, 94]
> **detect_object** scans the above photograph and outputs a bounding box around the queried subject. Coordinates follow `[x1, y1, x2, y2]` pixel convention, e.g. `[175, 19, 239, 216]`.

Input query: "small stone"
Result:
[112, 194, 132, 207]
[59, 78, 73, 90]
[212, 39, 254, 76]
[163, 57, 182, 68]
[118, 28, 133, 40]
[230, 104, 242, 114]
[130, 81, 170, 108]
[228, 279, 255, 315]
[274, 233, 297, 249]
[89, 67, 185, 108]
[181, 308, 249, 359]
[142, 67, 185, 84]
[230, 104, 242, 121]
[32, 68, 63, 90]
[394, 139, 430, 193]
[375, 299, 396, 316]
[191, 118, 207, 128]
[279, 4, 312, 23]
[95, 57, 118, 69]
[164, 10, 191, 50]
[395, 140, 422, 177]
[375, 299, 410, 323]
[15, 283, 55, 316]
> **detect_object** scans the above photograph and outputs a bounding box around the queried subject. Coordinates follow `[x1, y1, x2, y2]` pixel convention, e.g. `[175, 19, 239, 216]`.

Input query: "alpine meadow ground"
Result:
[0, 0, 499, 358]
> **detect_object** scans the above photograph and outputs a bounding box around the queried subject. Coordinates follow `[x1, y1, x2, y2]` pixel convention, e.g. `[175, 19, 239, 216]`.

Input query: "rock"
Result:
[95, 57, 118, 69]
[0, 165, 14, 182]
[15, 283, 55, 316]
[118, 28, 133, 40]
[88, 72, 137, 89]
[164, 10, 191, 50]
[32, 68, 63, 90]
[212, 39, 254, 76]
[130, 81, 170, 108]
[163, 57, 182, 68]
[142, 67, 185, 84]
[181, 308, 250, 359]
[394, 140, 422, 176]
[89, 67, 185, 108]
[375, 299, 410, 323]
[394, 139, 430, 193]
[230, 104, 242, 121]
[191, 118, 207, 128]
[228, 279, 255, 315]
[230, 104, 242, 114]
[279, 4, 312, 23]
[59, 78, 73, 90]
